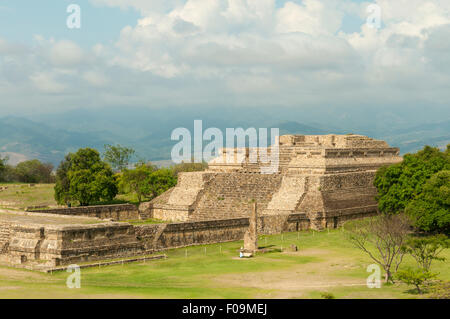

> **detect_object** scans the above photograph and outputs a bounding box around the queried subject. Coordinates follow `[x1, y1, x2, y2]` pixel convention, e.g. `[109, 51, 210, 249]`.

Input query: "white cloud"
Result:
[49, 40, 85, 67]
[82, 70, 109, 87]
[1, 0, 450, 120]
[29, 72, 66, 93]
[275, 0, 343, 36]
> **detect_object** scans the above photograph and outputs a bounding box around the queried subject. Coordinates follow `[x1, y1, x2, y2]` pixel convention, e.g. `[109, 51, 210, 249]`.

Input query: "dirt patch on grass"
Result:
[0, 286, 21, 291]
[0, 266, 56, 282]
[212, 248, 366, 298]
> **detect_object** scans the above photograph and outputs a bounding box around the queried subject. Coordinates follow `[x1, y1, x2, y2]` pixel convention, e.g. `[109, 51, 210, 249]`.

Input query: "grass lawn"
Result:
[0, 183, 142, 209]
[0, 183, 57, 209]
[0, 229, 448, 299]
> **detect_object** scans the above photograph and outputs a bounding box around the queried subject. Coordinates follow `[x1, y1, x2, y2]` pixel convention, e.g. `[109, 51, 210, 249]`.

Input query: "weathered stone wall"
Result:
[28, 204, 139, 221]
[3, 222, 144, 268]
[0, 222, 11, 254]
[151, 172, 284, 221]
[0, 212, 310, 270]
[191, 173, 283, 220]
[148, 134, 402, 225]
[135, 219, 248, 251]
[135, 213, 310, 252]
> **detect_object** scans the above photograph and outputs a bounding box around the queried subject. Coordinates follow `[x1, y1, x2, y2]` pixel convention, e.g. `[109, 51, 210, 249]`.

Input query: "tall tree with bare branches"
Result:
[344, 214, 412, 283]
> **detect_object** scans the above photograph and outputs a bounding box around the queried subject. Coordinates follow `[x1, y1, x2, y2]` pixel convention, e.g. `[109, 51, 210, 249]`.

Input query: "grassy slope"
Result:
[0, 183, 57, 209]
[0, 230, 448, 299]
[0, 183, 145, 209]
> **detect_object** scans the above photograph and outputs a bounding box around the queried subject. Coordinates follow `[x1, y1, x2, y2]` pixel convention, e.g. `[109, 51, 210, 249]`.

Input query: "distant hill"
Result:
[0, 117, 112, 165]
[0, 110, 448, 167]
[275, 121, 341, 135]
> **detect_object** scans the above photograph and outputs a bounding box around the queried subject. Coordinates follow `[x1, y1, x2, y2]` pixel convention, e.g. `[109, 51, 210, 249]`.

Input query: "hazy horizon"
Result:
[1, 1, 449, 164]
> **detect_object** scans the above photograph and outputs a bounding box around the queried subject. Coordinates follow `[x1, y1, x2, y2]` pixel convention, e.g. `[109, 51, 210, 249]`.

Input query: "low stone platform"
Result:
[44, 254, 167, 273]
[26, 204, 139, 221]
[0, 209, 336, 271]
[0, 210, 142, 270]
[0, 209, 103, 225]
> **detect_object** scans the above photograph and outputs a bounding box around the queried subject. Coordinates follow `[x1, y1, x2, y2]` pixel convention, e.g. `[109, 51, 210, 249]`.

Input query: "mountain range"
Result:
[1, 106, 448, 167]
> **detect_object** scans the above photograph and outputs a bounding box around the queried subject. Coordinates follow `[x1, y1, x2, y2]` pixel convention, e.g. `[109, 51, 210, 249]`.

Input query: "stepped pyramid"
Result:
[145, 134, 402, 229]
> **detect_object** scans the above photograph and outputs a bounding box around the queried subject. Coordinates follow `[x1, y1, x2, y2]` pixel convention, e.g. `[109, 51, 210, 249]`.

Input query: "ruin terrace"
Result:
[147, 134, 402, 227]
[0, 134, 403, 271]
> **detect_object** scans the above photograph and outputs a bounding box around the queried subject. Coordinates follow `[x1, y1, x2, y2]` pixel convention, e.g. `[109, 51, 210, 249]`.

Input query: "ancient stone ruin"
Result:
[243, 202, 258, 254]
[146, 134, 402, 229]
[0, 134, 402, 271]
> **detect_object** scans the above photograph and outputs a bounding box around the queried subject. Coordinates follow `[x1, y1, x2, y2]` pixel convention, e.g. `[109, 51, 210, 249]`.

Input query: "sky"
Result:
[0, 0, 449, 122]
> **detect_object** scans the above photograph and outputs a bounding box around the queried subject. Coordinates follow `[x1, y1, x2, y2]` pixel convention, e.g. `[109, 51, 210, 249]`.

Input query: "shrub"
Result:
[396, 267, 437, 294]
[320, 292, 335, 299]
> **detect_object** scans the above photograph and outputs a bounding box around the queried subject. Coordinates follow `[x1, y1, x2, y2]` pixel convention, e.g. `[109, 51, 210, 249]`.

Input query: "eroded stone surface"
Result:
[147, 134, 402, 228]
[0, 134, 403, 270]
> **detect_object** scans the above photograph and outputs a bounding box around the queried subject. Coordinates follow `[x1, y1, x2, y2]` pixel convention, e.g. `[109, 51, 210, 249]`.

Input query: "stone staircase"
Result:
[188, 173, 282, 221]
[240, 146, 295, 173]
[264, 175, 307, 214]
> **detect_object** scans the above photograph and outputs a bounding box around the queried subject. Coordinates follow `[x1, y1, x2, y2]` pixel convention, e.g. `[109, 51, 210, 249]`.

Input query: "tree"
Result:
[103, 144, 135, 172]
[396, 267, 437, 294]
[405, 170, 450, 234]
[147, 168, 177, 199]
[14, 159, 54, 183]
[54, 148, 118, 206]
[120, 165, 176, 203]
[374, 145, 449, 214]
[402, 235, 449, 271]
[344, 214, 411, 283]
[54, 153, 73, 205]
[120, 163, 155, 203]
[0, 155, 7, 182]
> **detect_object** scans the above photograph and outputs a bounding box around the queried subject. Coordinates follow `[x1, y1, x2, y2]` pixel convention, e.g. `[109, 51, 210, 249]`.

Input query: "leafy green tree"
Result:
[103, 144, 135, 172]
[14, 159, 54, 183]
[120, 163, 156, 203]
[120, 165, 176, 203]
[396, 268, 437, 294]
[405, 170, 450, 234]
[402, 235, 449, 271]
[0, 155, 7, 182]
[54, 148, 118, 206]
[54, 154, 73, 205]
[374, 145, 449, 215]
[147, 168, 177, 199]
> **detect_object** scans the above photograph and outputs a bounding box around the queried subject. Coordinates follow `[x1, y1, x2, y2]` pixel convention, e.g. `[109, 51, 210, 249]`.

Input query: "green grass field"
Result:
[0, 229, 448, 299]
[0, 183, 57, 209]
[0, 183, 143, 209]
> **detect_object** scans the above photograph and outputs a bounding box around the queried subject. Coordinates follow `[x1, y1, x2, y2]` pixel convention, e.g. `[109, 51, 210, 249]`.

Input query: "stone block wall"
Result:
[150, 172, 284, 221]
[0, 212, 312, 269]
[134, 213, 310, 252]
[191, 173, 283, 220]
[29, 204, 139, 221]
[135, 218, 249, 251]
[148, 135, 402, 224]
[3, 222, 145, 268]
[0, 222, 11, 254]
